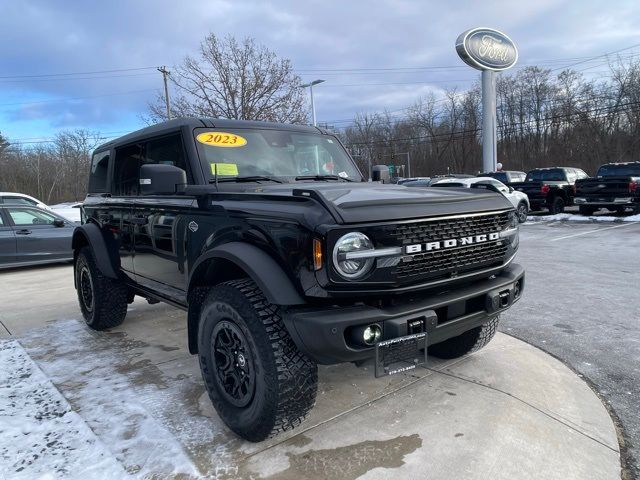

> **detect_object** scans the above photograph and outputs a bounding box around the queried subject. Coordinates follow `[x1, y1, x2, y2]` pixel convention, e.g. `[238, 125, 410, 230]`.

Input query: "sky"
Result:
[1, 0, 640, 147]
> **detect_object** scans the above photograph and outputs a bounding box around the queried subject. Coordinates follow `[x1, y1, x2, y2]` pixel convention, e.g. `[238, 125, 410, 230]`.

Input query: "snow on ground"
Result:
[526, 213, 640, 223]
[0, 340, 125, 480]
[2, 320, 238, 479]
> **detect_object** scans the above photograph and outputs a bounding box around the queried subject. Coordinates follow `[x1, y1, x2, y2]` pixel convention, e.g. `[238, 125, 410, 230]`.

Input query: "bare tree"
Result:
[148, 34, 308, 124]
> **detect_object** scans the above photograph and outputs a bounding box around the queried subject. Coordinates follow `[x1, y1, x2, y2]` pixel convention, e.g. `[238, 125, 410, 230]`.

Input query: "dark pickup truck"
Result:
[510, 167, 589, 214]
[574, 162, 640, 215]
[478, 170, 526, 187]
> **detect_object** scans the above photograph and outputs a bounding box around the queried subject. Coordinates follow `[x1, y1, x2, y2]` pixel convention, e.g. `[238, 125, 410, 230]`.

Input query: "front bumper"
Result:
[283, 264, 525, 364]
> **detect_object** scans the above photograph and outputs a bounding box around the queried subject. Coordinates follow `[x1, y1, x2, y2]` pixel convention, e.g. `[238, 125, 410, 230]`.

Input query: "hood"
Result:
[230, 182, 514, 224]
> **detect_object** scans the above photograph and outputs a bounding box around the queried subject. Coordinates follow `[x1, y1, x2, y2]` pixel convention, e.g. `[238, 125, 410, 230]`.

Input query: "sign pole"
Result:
[481, 70, 497, 172]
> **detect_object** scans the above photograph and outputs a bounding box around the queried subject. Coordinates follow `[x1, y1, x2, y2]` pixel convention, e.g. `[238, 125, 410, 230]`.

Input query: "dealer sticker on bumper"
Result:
[374, 332, 427, 377]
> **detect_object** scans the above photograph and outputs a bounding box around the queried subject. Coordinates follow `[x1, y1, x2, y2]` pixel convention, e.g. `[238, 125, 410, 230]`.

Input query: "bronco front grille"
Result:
[395, 242, 508, 279]
[380, 211, 512, 282]
[391, 211, 510, 245]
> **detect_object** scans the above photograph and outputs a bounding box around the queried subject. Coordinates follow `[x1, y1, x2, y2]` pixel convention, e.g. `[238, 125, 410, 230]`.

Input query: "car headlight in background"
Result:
[332, 232, 375, 279]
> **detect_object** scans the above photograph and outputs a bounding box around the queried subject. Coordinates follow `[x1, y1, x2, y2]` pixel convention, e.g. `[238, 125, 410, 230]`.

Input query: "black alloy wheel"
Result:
[78, 265, 94, 314]
[211, 320, 256, 408]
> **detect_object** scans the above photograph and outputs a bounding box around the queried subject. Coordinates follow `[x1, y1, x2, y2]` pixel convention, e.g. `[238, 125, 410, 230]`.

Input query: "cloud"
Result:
[1, 0, 639, 141]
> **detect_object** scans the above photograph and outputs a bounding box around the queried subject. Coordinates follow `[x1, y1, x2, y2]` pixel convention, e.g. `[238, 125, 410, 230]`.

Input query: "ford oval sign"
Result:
[456, 28, 518, 71]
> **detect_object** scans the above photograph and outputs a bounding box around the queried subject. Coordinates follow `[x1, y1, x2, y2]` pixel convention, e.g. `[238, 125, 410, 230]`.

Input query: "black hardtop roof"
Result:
[94, 117, 323, 152]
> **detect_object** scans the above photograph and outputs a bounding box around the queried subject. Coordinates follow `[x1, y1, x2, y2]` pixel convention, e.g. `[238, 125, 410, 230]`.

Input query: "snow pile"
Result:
[526, 213, 640, 223]
[0, 340, 126, 480]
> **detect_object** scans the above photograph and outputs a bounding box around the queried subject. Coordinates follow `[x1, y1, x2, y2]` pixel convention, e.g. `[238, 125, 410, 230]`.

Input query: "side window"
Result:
[576, 169, 589, 179]
[566, 170, 577, 183]
[142, 134, 189, 179]
[8, 208, 57, 226]
[88, 151, 110, 193]
[112, 144, 143, 196]
[4, 196, 37, 206]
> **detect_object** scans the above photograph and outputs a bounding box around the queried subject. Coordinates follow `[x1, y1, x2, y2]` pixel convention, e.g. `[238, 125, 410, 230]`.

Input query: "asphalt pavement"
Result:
[501, 219, 640, 479]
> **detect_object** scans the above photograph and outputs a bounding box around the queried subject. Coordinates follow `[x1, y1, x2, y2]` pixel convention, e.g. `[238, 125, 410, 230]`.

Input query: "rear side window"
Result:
[88, 151, 110, 193]
[432, 182, 465, 188]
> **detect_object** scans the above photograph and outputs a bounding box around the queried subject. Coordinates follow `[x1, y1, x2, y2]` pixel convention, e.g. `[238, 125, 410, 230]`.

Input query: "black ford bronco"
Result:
[72, 118, 524, 441]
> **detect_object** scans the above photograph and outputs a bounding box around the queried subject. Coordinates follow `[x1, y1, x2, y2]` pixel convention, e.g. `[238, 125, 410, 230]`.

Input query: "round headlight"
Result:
[332, 232, 374, 280]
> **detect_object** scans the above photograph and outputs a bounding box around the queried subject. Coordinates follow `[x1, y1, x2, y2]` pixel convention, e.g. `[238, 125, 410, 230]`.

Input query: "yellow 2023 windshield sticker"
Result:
[197, 132, 247, 147]
[211, 163, 239, 176]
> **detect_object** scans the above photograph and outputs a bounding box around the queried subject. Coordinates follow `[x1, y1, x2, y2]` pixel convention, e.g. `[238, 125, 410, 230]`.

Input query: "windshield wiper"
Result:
[210, 175, 284, 184]
[295, 174, 353, 182]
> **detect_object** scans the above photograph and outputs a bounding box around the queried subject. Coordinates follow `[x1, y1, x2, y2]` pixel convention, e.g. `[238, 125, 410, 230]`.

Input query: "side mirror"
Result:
[139, 164, 187, 195]
[371, 165, 390, 183]
[53, 219, 65, 227]
[508, 186, 514, 193]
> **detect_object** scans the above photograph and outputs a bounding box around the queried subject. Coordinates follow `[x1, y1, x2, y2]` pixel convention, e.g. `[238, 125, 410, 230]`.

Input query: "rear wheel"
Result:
[198, 278, 318, 442]
[516, 202, 528, 223]
[579, 205, 596, 216]
[75, 246, 127, 330]
[548, 196, 565, 215]
[429, 317, 499, 359]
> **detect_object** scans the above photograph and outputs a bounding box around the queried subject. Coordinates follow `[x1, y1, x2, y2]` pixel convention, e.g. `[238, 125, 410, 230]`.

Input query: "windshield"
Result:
[596, 164, 640, 177]
[193, 128, 362, 182]
[525, 169, 566, 182]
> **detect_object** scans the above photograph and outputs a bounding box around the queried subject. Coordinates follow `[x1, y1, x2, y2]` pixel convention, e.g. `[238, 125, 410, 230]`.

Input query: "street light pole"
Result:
[301, 79, 325, 126]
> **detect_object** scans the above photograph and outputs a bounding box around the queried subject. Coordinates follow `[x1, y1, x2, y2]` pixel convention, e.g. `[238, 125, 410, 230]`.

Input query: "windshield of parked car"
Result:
[525, 169, 566, 182]
[596, 164, 640, 177]
[193, 128, 362, 182]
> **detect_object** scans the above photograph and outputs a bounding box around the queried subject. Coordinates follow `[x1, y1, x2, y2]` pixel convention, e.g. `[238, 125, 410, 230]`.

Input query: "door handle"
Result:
[15, 229, 32, 235]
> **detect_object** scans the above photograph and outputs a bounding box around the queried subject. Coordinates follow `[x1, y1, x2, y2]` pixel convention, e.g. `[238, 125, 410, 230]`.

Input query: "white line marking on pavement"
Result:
[551, 222, 639, 241]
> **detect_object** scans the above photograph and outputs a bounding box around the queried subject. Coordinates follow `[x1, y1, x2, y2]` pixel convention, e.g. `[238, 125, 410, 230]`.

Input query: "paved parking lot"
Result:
[1, 219, 636, 479]
[501, 219, 640, 479]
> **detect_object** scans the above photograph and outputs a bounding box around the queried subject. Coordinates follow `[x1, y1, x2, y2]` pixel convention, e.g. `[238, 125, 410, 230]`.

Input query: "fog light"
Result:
[363, 324, 382, 345]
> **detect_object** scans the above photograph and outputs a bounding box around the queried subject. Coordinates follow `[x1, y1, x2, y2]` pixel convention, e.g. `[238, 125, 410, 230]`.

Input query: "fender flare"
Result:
[188, 242, 305, 306]
[72, 223, 119, 279]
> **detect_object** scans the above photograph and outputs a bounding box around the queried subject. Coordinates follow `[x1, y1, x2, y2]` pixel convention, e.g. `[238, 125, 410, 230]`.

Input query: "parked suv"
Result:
[73, 118, 524, 441]
[510, 167, 589, 213]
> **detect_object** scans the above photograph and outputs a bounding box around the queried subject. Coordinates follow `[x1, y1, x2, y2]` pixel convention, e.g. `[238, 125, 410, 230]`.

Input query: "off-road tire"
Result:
[516, 202, 528, 223]
[75, 246, 127, 330]
[198, 278, 318, 442]
[579, 205, 596, 216]
[548, 196, 565, 215]
[429, 316, 500, 359]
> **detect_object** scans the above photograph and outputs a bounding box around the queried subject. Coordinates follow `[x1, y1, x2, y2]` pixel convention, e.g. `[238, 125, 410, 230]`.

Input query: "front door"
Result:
[5, 207, 73, 263]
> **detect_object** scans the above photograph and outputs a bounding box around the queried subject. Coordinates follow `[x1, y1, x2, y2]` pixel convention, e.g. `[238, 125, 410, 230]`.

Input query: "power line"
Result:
[0, 66, 157, 80]
[0, 89, 154, 107]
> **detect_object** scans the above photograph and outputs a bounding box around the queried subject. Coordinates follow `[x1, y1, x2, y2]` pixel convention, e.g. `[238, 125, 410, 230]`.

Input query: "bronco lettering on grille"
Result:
[405, 232, 500, 254]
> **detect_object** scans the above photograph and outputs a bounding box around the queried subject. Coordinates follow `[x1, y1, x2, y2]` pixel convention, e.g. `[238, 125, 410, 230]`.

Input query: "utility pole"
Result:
[157, 66, 171, 120]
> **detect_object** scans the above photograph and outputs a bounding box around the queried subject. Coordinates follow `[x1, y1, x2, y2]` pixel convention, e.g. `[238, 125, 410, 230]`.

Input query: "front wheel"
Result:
[516, 202, 528, 223]
[198, 279, 318, 442]
[75, 246, 128, 330]
[429, 317, 499, 359]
